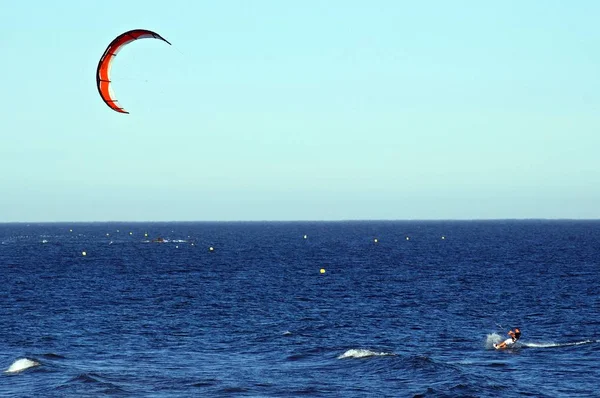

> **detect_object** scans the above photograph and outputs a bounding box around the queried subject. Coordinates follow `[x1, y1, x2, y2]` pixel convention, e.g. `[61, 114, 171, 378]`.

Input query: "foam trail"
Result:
[522, 340, 597, 348]
[338, 349, 395, 359]
[4, 358, 40, 374]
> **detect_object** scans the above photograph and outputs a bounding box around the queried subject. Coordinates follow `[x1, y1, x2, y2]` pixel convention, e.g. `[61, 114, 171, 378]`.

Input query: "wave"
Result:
[4, 358, 41, 374]
[338, 349, 396, 359]
[41, 352, 66, 359]
[67, 373, 103, 384]
[57, 372, 127, 395]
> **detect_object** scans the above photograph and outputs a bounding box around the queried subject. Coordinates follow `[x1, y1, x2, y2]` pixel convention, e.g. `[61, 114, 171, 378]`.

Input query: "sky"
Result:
[1, 1, 599, 222]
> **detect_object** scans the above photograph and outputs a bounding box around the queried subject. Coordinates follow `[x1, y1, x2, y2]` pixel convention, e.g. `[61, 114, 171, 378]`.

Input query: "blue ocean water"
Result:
[1, 221, 599, 397]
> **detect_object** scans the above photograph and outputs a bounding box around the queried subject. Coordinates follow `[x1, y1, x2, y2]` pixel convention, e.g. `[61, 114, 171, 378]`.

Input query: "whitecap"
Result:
[338, 349, 395, 359]
[5, 358, 40, 374]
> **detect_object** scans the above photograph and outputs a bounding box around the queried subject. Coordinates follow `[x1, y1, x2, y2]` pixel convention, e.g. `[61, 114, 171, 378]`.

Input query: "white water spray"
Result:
[485, 333, 503, 349]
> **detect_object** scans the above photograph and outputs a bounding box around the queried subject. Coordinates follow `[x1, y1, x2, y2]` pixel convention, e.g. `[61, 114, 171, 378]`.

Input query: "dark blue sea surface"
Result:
[1, 221, 599, 397]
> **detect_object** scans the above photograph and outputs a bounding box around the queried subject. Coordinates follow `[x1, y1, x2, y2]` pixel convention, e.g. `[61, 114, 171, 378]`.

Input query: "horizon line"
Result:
[1, 218, 599, 224]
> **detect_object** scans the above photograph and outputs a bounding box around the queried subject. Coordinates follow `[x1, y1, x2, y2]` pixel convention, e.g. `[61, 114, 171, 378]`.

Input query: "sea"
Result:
[1, 220, 598, 397]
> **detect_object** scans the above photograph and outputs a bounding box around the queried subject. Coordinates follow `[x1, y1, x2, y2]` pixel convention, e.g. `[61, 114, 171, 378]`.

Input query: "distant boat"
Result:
[152, 237, 166, 243]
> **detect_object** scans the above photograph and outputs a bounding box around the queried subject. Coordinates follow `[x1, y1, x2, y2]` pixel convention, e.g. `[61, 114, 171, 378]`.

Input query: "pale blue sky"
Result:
[1, 1, 599, 221]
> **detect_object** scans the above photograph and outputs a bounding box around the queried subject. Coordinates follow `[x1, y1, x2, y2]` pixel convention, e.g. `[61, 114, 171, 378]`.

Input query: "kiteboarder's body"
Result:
[494, 328, 521, 349]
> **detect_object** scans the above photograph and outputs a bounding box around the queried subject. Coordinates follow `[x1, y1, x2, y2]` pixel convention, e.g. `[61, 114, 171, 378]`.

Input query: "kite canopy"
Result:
[96, 29, 171, 114]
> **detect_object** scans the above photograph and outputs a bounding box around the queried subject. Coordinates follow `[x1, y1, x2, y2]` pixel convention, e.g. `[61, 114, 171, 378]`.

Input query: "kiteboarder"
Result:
[494, 328, 521, 349]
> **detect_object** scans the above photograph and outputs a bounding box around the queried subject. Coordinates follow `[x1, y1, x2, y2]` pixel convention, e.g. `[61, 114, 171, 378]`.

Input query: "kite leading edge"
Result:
[96, 29, 171, 114]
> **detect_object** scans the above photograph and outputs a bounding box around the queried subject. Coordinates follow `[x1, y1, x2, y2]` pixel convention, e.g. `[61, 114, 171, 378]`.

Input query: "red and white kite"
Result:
[96, 29, 171, 114]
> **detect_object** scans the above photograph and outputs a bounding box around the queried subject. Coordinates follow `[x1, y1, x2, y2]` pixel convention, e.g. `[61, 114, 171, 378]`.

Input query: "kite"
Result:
[96, 29, 171, 114]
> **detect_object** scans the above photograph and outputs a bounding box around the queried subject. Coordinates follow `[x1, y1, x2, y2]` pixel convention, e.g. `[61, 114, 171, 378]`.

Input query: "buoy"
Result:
[209, 247, 214, 252]
[406, 236, 410, 240]
[129, 232, 133, 235]
[374, 238, 378, 243]
[82, 251, 87, 256]
[144, 233, 148, 237]
[106, 233, 110, 236]
[441, 236, 445, 240]
[69, 229, 73, 232]
[320, 268, 326, 274]
[303, 234, 307, 239]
